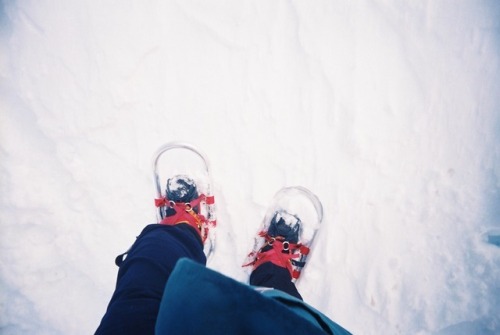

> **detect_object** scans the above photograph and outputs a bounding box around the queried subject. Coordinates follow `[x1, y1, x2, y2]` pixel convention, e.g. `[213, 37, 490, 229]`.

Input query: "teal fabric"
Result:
[155, 258, 352, 335]
[260, 288, 352, 335]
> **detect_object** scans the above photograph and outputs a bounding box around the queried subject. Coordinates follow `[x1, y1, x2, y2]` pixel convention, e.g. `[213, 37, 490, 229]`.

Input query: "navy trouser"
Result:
[95, 224, 302, 335]
[250, 261, 302, 300]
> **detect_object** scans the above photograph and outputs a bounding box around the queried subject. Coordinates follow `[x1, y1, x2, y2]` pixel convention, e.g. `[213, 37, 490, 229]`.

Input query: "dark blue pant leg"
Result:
[249, 262, 303, 300]
[95, 224, 206, 335]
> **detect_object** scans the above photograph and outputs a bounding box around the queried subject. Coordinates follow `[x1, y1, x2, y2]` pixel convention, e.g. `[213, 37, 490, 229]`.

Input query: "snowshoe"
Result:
[244, 186, 323, 282]
[152, 142, 216, 258]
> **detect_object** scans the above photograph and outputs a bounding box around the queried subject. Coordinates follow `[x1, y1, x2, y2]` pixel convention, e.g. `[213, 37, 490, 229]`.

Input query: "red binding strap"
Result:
[155, 194, 208, 208]
[155, 198, 168, 207]
[299, 245, 310, 255]
[157, 198, 206, 242]
[206, 195, 215, 205]
[246, 234, 307, 280]
[154, 194, 214, 244]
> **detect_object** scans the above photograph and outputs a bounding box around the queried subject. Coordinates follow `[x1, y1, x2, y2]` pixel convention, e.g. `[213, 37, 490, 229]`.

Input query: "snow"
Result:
[1, 1, 499, 334]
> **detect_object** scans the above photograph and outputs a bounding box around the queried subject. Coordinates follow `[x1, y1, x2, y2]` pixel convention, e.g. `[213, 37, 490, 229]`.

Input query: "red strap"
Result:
[160, 210, 205, 227]
[251, 239, 299, 277]
[299, 245, 310, 255]
[159, 201, 207, 240]
[206, 195, 215, 205]
[245, 234, 308, 280]
[154, 194, 214, 244]
[155, 198, 168, 207]
[155, 194, 207, 208]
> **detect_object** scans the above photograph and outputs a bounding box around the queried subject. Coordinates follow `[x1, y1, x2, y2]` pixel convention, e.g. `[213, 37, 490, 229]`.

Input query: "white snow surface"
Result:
[1, 1, 499, 334]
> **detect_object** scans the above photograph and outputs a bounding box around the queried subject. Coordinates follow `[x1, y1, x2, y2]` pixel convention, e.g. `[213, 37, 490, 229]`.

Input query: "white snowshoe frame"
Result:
[152, 142, 216, 258]
[246, 186, 324, 282]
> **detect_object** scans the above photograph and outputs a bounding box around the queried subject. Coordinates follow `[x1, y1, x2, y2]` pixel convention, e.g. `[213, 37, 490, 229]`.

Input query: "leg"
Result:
[247, 211, 306, 300]
[95, 224, 206, 335]
[249, 262, 303, 300]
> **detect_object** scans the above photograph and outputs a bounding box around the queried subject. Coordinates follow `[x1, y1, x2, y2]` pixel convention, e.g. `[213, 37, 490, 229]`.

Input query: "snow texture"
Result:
[1, 1, 499, 334]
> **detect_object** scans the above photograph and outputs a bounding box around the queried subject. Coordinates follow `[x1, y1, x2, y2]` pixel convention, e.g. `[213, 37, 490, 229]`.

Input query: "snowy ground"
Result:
[1, 1, 499, 334]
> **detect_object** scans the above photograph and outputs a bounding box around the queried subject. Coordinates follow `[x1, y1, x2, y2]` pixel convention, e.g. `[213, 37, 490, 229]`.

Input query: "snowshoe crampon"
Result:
[152, 142, 216, 258]
[244, 186, 323, 282]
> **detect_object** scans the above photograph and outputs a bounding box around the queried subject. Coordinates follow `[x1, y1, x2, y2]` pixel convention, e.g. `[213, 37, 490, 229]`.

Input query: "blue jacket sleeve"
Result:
[155, 258, 352, 335]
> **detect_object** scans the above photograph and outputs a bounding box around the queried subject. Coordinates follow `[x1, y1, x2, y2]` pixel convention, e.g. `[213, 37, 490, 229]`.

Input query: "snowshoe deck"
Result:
[244, 186, 323, 282]
[152, 142, 216, 258]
